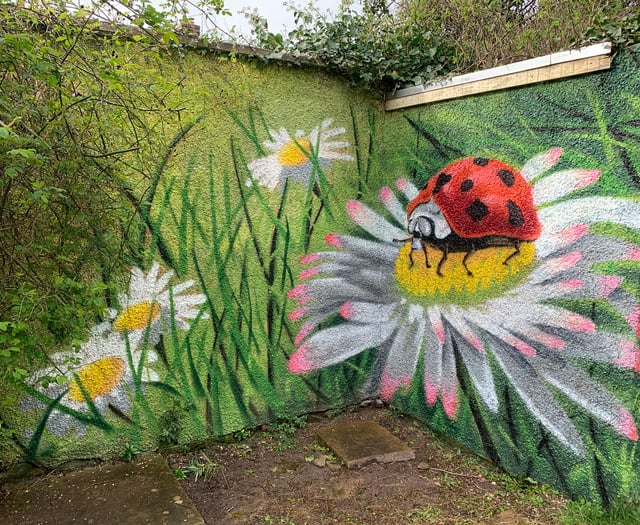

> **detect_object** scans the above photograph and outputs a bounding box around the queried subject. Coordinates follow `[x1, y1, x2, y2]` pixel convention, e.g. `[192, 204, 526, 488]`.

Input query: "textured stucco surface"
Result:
[11, 47, 640, 504]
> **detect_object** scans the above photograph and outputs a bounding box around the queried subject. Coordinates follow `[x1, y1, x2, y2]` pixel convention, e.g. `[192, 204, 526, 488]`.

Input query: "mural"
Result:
[9, 48, 640, 505]
[287, 148, 640, 459]
[247, 118, 353, 191]
[23, 264, 205, 442]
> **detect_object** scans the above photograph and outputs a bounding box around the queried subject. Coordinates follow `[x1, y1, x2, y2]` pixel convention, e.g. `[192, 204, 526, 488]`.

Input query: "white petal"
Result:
[533, 169, 601, 205]
[534, 224, 589, 258]
[539, 197, 640, 236]
[379, 186, 407, 225]
[153, 271, 173, 297]
[489, 336, 585, 455]
[323, 234, 399, 263]
[440, 331, 458, 417]
[395, 179, 419, 201]
[247, 156, 282, 190]
[443, 306, 484, 351]
[464, 309, 537, 356]
[423, 309, 444, 406]
[521, 148, 563, 181]
[456, 338, 498, 413]
[346, 200, 406, 243]
[288, 321, 397, 372]
[380, 306, 425, 399]
[534, 355, 637, 440]
[339, 300, 400, 324]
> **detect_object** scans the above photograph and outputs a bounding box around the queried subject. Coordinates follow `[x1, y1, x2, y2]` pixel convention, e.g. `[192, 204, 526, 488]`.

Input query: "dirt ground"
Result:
[167, 403, 568, 525]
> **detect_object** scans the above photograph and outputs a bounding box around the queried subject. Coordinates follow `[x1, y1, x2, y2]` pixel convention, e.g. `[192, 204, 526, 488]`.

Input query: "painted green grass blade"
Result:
[130, 117, 203, 263]
[25, 390, 67, 461]
[146, 381, 182, 397]
[191, 250, 267, 416]
[226, 108, 266, 155]
[23, 387, 109, 428]
[144, 175, 179, 270]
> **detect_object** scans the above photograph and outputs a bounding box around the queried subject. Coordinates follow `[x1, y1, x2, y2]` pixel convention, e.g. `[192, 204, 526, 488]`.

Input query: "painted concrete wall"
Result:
[10, 46, 640, 504]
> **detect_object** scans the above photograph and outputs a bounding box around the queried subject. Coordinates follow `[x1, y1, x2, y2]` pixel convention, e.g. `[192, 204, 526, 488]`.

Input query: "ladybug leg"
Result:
[503, 240, 521, 266]
[421, 239, 431, 269]
[462, 245, 475, 277]
[436, 245, 448, 277]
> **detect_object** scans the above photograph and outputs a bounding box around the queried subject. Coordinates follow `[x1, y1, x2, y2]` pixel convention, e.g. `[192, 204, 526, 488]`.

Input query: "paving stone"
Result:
[0, 454, 204, 525]
[317, 420, 415, 468]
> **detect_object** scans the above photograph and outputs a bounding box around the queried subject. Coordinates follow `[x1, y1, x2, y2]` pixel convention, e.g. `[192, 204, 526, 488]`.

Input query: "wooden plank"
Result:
[391, 42, 611, 99]
[385, 54, 611, 111]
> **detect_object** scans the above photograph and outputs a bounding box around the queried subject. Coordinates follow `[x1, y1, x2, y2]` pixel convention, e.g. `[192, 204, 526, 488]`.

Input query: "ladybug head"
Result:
[407, 200, 452, 249]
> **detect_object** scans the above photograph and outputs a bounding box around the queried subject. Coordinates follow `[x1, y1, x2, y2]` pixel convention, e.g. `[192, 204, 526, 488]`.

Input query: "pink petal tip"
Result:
[425, 383, 439, 405]
[288, 345, 314, 373]
[346, 200, 368, 224]
[395, 179, 408, 190]
[468, 335, 484, 352]
[288, 307, 309, 321]
[558, 279, 584, 292]
[339, 301, 355, 319]
[380, 375, 400, 402]
[442, 387, 458, 418]
[294, 321, 316, 345]
[616, 341, 640, 372]
[577, 169, 601, 188]
[557, 251, 583, 269]
[626, 307, 640, 338]
[299, 267, 320, 280]
[624, 245, 640, 261]
[324, 233, 343, 248]
[597, 275, 622, 298]
[546, 147, 563, 164]
[300, 253, 320, 264]
[541, 334, 565, 350]
[379, 187, 393, 203]
[618, 408, 638, 441]
[514, 340, 536, 357]
[287, 283, 309, 299]
[432, 321, 445, 344]
[565, 313, 596, 333]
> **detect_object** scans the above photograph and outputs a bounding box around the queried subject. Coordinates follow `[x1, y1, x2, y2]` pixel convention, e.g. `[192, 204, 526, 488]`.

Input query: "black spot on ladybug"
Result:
[433, 172, 452, 194]
[506, 200, 525, 227]
[466, 199, 489, 222]
[498, 169, 515, 187]
[473, 158, 489, 167]
[460, 179, 474, 192]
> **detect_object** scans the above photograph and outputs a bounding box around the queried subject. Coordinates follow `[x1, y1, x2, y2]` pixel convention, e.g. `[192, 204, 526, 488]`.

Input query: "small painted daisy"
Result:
[26, 325, 158, 436]
[247, 118, 353, 191]
[110, 262, 208, 347]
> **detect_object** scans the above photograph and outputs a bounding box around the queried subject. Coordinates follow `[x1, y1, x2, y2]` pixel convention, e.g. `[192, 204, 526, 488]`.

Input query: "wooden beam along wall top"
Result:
[384, 42, 612, 111]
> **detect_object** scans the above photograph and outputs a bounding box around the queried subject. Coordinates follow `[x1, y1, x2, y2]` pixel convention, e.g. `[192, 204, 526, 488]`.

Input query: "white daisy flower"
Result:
[247, 118, 353, 191]
[110, 262, 208, 347]
[287, 148, 640, 456]
[26, 325, 158, 436]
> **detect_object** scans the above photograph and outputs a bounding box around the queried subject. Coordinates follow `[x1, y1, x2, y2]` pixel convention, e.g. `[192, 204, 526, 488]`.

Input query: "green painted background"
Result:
[10, 46, 640, 505]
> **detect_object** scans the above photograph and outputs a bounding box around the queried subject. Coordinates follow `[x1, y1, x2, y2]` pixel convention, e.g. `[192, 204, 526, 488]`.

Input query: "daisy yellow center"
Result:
[67, 357, 126, 402]
[278, 138, 312, 167]
[113, 301, 161, 332]
[395, 242, 536, 305]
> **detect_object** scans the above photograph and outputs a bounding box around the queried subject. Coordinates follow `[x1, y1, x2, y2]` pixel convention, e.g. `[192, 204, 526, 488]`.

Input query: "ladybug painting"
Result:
[400, 157, 541, 276]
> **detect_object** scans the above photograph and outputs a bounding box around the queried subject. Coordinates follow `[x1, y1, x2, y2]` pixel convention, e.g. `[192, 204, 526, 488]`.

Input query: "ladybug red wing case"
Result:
[408, 157, 541, 241]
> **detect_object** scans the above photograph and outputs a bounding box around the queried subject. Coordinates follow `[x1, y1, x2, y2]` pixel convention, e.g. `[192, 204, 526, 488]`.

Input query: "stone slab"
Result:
[317, 420, 415, 468]
[0, 454, 204, 525]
